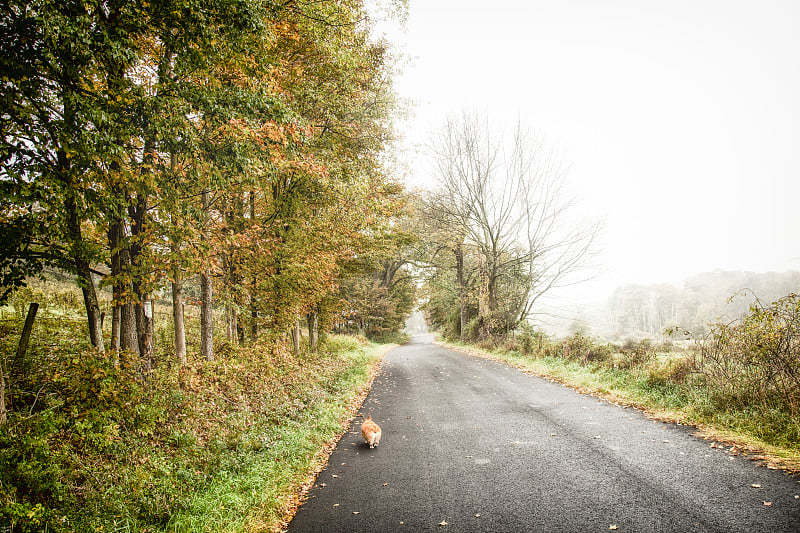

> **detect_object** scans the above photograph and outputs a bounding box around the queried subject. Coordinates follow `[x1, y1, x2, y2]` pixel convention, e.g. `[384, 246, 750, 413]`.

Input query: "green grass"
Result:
[166, 346, 382, 532]
[1, 279, 390, 532]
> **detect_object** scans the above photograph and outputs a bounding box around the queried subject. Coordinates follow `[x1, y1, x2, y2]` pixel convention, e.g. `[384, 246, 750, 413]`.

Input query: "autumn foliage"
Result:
[0, 0, 412, 359]
[0, 1, 413, 529]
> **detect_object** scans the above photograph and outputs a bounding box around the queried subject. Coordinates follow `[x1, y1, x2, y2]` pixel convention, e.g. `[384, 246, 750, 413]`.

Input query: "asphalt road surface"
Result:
[288, 334, 800, 532]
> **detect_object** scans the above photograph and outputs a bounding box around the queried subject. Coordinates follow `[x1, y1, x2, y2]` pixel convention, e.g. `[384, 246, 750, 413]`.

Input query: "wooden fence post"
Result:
[14, 302, 39, 371]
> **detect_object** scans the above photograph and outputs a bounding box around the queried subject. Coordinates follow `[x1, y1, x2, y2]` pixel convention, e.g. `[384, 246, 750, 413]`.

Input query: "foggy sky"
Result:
[384, 0, 800, 305]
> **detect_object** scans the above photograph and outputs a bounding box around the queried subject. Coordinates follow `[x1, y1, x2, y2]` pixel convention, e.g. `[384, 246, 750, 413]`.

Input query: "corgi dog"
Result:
[361, 415, 382, 448]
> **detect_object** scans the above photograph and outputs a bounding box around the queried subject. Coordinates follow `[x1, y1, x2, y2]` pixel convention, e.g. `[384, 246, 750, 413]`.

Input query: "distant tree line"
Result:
[608, 270, 800, 338]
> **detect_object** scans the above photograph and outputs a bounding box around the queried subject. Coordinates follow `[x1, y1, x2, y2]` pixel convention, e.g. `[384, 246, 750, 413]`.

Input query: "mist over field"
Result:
[544, 270, 800, 340]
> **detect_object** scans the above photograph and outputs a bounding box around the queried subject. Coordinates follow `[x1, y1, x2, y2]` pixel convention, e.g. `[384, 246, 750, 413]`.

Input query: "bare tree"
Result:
[426, 110, 599, 336]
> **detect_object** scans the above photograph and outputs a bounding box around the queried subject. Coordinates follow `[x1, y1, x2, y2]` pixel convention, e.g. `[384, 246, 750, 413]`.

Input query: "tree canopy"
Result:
[0, 0, 414, 359]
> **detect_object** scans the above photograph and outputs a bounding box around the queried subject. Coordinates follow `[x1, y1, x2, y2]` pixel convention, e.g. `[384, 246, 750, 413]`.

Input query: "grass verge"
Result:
[1, 327, 390, 533]
[166, 340, 391, 533]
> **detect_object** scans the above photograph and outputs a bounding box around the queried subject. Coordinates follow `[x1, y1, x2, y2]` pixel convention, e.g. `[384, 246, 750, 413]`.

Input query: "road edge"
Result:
[277, 343, 395, 531]
[437, 339, 800, 475]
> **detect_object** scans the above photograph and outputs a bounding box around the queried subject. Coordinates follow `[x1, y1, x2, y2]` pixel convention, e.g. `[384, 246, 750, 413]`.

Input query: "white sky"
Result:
[376, 0, 800, 304]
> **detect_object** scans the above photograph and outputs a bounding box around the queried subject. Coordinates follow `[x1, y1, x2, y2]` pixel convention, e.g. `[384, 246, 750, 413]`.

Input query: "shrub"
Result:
[616, 338, 655, 369]
[698, 293, 800, 416]
[323, 334, 365, 353]
[368, 331, 410, 345]
[646, 355, 696, 386]
[464, 317, 482, 342]
[552, 333, 612, 365]
[515, 322, 545, 357]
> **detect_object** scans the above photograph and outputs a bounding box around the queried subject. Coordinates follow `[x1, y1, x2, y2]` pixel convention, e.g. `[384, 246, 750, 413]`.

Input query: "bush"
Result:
[368, 331, 410, 345]
[323, 334, 366, 353]
[464, 317, 482, 342]
[646, 355, 696, 386]
[698, 293, 800, 416]
[616, 339, 655, 369]
[514, 322, 545, 356]
[545, 333, 613, 365]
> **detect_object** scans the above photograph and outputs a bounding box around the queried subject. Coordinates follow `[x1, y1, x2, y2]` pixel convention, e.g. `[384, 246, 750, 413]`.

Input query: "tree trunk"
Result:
[108, 217, 138, 360]
[250, 299, 258, 343]
[455, 243, 467, 341]
[200, 190, 214, 361]
[201, 267, 214, 361]
[292, 319, 301, 355]
[169, 153, 187, 366]
[307, 311, 319, 351]
[64, 189, 105, 353]
[110, 305, 121, 357]
[108, 221, 122, 355]
[477, 253, 489, 320]
[172, 276, 187, 366]
[226, 305, 238, 342]
[237, 315, 245, 346]
[120, 298, 138, 355]
[249, 190, 258, 343]
[77, 264, 104, 351]
[130, 193, 153, 369]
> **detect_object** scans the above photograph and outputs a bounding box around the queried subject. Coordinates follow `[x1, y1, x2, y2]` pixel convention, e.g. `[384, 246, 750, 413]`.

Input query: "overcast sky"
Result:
[378, 0, 800, 305]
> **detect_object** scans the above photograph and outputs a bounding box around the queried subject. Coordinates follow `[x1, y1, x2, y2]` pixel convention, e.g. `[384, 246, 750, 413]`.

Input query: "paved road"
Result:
[288, 335, 800, 532]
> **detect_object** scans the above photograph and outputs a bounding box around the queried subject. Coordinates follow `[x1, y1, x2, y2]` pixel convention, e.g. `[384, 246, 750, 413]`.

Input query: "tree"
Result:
[338, 224, 418, 339]
[423, 111, 598, 338]
[1, 0, 411, 360]
[0, 0, 118, 351]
